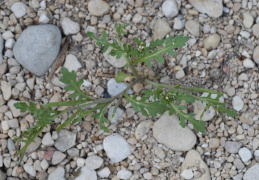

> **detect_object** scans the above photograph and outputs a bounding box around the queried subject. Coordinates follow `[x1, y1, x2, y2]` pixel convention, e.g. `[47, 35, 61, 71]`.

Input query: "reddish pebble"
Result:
[223, 66, 229, 74]
[44, 150, 54, 160]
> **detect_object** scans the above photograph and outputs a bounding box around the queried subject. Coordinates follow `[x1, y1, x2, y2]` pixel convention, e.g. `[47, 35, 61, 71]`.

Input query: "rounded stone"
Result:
[153, 112, 197, 151]
[253, 46, 259, 64]
[103, 134, 131, 163]
[13, 25, 62, 76]
[162, 0, 178, 18]
[88, 0, 110, 17]
[203, 34, 221, 50]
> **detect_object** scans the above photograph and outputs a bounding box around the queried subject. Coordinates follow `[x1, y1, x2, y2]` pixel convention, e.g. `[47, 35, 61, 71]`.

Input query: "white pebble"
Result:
[232, 96, 244, 111]
[77, 158, 85, 167]
[11, 2, 27, 18]
[239, 147, 252, 162]
[5, 39, 15, 49]
[243, 59, 255, 68]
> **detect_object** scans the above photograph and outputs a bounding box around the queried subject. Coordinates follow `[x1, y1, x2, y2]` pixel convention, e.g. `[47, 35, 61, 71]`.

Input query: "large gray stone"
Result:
[13, 25, 61, 76]
[153, 112, 196, 151]
[244, 163, 259, 180]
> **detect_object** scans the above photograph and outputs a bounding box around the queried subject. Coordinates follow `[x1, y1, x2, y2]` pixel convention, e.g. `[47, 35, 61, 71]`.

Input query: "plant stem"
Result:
[116, 36, 139, 78]
[52, 77, 146, 119]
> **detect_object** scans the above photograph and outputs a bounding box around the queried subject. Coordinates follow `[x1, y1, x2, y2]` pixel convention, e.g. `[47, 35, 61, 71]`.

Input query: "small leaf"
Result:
[92, 103, 110, 132]
[115, 72, 134, 83]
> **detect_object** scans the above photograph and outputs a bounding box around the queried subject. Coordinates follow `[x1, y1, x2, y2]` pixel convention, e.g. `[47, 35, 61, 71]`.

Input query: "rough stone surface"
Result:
[253, 45, 259, 64]
[117, 169, 132, 180]
[26, 137, 42, 153]
[240, 112, 254, 125]
[75, 166, 97, 180]
[13, 25, 62, 76]
[107, 78, 133, 97]
[153, 19, 171, 40]
[85, 155, 103, 170]
[63, 54, 82, 72]
[135, 120, 153, 140]
[54, 129, 76, 152]
[243, 164, 259, 180]
[232, 96, 244, 111]
[190, 0, 223, 18]
[203, 34, 221, 50]
[1, 81, 11, 100]
[103, 134, 131, 163]
[108, 106, 124, 123]
[103, 47, 127, 68]
[242, 12, 254, 28]
[162, 0, 178, 18]
[88, 0, 110, 17]
[0, 33, 3, 64]
[181, 150, 210, 180]
[225, 141, 242, 153]
[48, 167, 65, 180]
[239, 147, 252, 163]
[52, 151, 66, 165]
[61, 17, 80, 35]
[185, 20, 200, 36]
[11, 2, 27, 18]
[153, 112, 197, 151]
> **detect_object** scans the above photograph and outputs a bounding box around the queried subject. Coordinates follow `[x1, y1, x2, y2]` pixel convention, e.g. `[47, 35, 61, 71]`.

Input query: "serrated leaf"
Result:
[133, 35, 189, 65]
[115, 72, 135, 83]
[115, 24, 129, 36]
[125, 94, 168, 117]
[169, 101, 206, 133]
[60, 67, 92, 101]
[92, 103, 110, 133]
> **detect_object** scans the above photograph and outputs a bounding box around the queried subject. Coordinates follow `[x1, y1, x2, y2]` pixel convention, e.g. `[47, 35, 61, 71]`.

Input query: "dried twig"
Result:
[48, 36, 71, 81]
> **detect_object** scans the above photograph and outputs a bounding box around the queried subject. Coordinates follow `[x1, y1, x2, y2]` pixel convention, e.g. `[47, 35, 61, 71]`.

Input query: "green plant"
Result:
[14, 24, 238, 162]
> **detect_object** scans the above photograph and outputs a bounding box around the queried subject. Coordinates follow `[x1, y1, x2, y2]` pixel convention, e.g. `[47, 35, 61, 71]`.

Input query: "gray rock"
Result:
[252, 24, 259, 38]
[107, 78, 133, 97]
[0, 33, 3, 64]
[117, 169, 132, 180]
[88, 0, 110, 17]
[7, 138, 16, 152]
[26, 137, 41, 153]
[234, 173, 243, 180]
[234, 159, 245, 170]
[242, 12, 254, 28]
[67, 148, 79, 157]
[135, 120, 153, 140]
[162, 0, 178, 18]
[153, 19, 171, 40]
[1, 81, 11, 100]
[11, 2, 27, 18]
[103, 134, 131, 163]
[0, 170, 6, 180]
[190, 0, 223, 18]
[52, 151, 66, 165]
[103, 46, 127, 68]
[108, 106, 124, 123]
[185, 20, 200, 36]
[75, 166, 97, 180]
[85, 155, 103, 170]
[153, 112, 197, 151]
[97, 167, 111, 178]
[240, 112, 254, 125]
[181, 150, 210, 180]
[8, 100, 23, 117]
[61, 18, 80, 35]
[181, 169, 194, 179]
[54, 129, 76, 152]
[225, 141, 242, 153]
[48, 167, 65, 180]
[42, 132, 54, 146]
[232, 96, 244, 111]
[24, 163, 36, 177]
[253, 45, 259, 65]
[239, 147, 252, 163]
[173, 18, 183, 30]
[203, 34, 221, 50]
[63, 54, 82, 72]
[13, 25, 62, 76]
[243, 163, 259, 180]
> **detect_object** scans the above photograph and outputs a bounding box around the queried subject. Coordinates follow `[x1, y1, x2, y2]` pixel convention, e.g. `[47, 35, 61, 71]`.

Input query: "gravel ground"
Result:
[0, 0, 259, 180]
